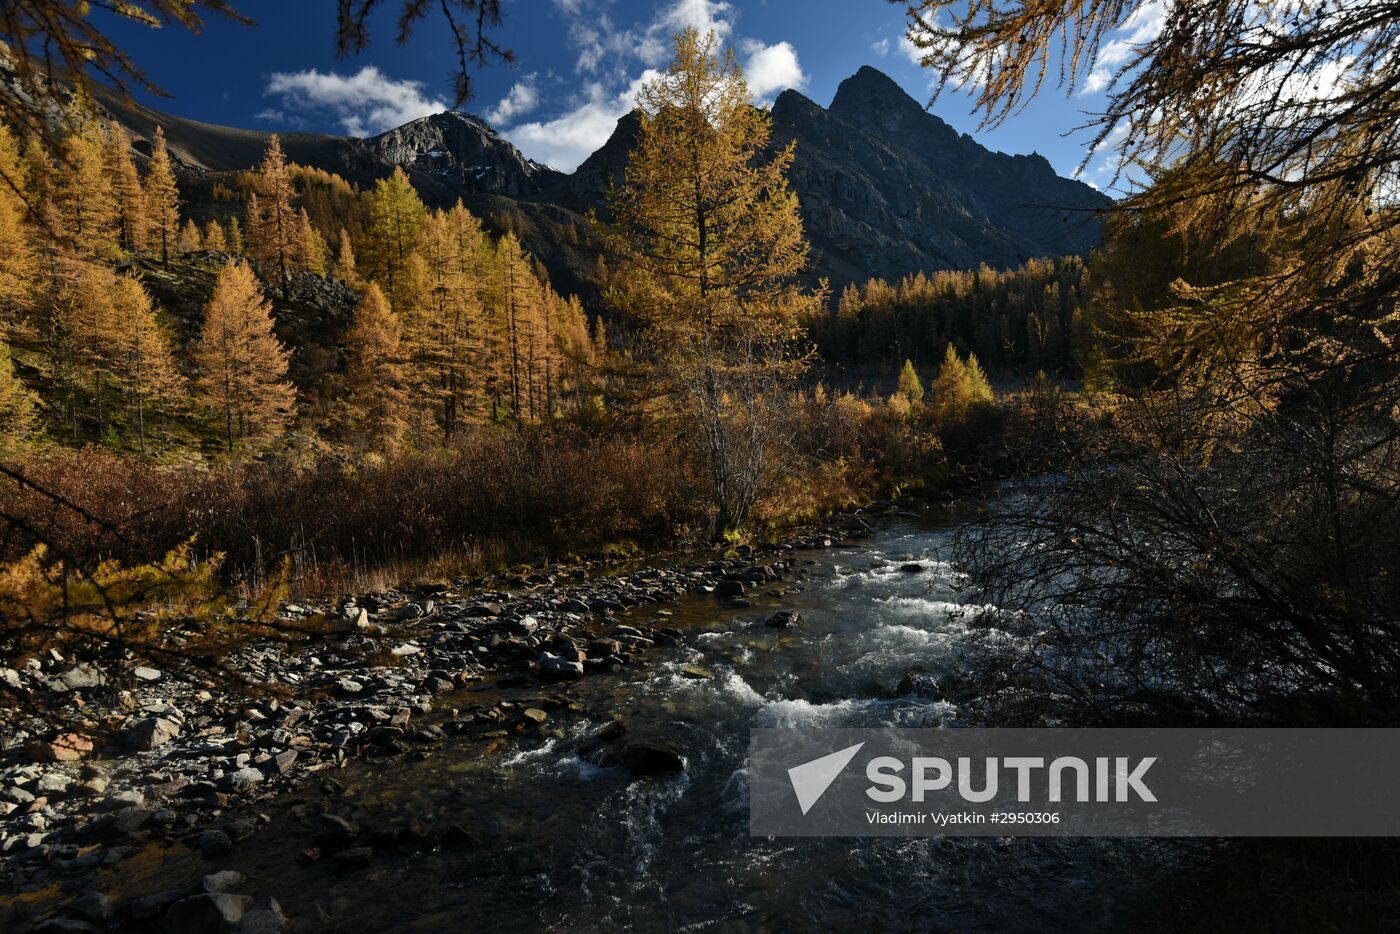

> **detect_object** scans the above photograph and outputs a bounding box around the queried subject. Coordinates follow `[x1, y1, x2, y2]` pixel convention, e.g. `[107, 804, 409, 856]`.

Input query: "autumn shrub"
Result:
[0, 427, 701, 592]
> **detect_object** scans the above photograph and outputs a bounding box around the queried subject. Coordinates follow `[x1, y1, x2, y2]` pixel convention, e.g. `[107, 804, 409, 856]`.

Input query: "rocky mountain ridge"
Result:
[91, 66, 1110, 297]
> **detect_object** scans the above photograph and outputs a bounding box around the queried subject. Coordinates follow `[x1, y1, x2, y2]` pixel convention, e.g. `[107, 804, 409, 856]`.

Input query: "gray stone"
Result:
[163, 893, 252, 933]
[133, 666, 163, 682]
[221, 768, 264, 793]
[765, 610, 802, 628]
[201, 870, 247, 893]
[198, 829, 234, 856]
[126, 717, 180, 751]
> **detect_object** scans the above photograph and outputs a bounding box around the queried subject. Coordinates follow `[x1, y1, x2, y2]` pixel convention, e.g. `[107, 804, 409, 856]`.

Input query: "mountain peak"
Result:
[830, 66, 920, 114]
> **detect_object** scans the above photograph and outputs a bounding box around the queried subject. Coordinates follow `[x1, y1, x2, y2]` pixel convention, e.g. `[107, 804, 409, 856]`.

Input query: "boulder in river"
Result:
[621, 739, 687, 775]
[538, 651, 584, 683]
[765, 611, 802, 629]
[714, 580, 746, 598]
[899, 563, 925, 573]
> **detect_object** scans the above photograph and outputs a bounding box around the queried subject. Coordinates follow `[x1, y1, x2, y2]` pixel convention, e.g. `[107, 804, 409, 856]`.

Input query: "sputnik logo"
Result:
[788, 742, 865, 815]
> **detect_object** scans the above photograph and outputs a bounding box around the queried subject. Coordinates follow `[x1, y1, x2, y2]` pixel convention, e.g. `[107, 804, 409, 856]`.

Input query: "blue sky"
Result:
[100, 0, 1159, 190]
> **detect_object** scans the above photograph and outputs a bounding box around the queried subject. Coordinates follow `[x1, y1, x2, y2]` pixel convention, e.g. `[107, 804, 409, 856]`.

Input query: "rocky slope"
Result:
[92, 66, 1109, 297]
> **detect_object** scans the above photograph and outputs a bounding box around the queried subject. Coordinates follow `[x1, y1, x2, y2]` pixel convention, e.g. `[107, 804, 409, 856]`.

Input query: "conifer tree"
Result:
[55, 127, 119, 260]
[203, 219, 227, 252]
[104, 124, 147, 254]
[362, 167, 426, 311]
[110, 275, 184, 455]
[896, 358, 924, 405]
[297, 208, 327, 275]
[53, 260, 121, 439]
[194, 261, 296, 452]
[929, 345, 994, 424]
[340, 282, 407, 452]
[332, 227, 359, 285]
[245, 136, 305, 297]
[0, 127, 36, 326]
[601, 28, 822, 535]
[143, 126, 181, 267]
[226, 215, 244, 254]
[0, 335, 38, 451]
[177, 218, 202, 254]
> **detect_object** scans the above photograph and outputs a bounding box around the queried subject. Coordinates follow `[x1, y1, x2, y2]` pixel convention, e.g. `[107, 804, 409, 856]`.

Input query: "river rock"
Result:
[201, 870, 247, 893]
[126, 717, 180, 751]
[766, 611, 802, 628]
[538, 652, 584, 683]
[198, 829, 234, 856]
[680, 665, 715, 680]
[221, 768, 264, 793]
[714, 580, 746, 598]
[621, 740, 687, 775]
[237, 899, 288, 934]
[162, 892, 252, 933]
[314, 813, 358, 848]
[899, 563, 925, 573]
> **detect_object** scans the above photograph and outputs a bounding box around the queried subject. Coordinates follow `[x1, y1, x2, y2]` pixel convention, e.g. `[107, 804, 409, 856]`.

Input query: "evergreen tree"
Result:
[144, 126, 181, 268]
[194, 261, 296, 452]
[340, 282, 407, 452]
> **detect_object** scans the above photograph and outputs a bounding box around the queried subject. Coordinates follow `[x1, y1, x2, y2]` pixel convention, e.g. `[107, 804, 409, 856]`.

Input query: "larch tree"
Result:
[104, 125, 147, 254]
[928, 345, 993, 426]
[194, 260, 296, 452]
[54, 128, 119, 261]
[226, 215, 244, 254]
[0, 127, 36, 327]
[245, 136, 305, 297]
[176, 218, 203, 254]
[362, 167, 426, 313]
[297, 208, 327, 275]
[339, 282, 407, 452]
[332, 227, 359, 285]
[203, 219, 227, 252]
[601, 28, 823, 535]
[143, 126, 181, 267]
[0, 335, 38, 452]
[895, 358, 924, 406]
[410, 207, 483, 440]
[110, 275, 185, 454]
[53, 261, 122, 439]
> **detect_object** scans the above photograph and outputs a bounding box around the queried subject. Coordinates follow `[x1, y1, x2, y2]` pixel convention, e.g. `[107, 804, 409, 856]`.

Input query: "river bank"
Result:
[1, 505, 903, 931]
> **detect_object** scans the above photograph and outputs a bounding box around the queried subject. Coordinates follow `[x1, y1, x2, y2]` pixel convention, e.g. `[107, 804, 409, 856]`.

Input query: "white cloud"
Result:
[263, 66, 448, 137]
[871, 38, 891, 56]
[1082, 0, 1166, 95]
[485, 76, 540, 126]
[503, 72, 659, 172]
[741, 39, 807, 102]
